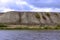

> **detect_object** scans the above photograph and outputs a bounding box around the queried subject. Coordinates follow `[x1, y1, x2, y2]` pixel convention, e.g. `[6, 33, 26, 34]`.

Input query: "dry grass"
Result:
[0, 25, 60, 30]
[7, 25, 40, 28]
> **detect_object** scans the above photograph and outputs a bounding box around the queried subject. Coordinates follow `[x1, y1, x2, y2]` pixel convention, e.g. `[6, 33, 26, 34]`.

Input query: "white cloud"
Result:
[0, 0, 13, 4]
[15, 0, 28, 10]
[30, 8, 60, 12]
[0, 0, 9, 3]
[0, 0, 60, 12]
[29, 8, 59, 12]
[0, 7, 15, 12]
[16, 0, 27, 5]
[15, 0, 60, 12]
[2, 8, 15, 12]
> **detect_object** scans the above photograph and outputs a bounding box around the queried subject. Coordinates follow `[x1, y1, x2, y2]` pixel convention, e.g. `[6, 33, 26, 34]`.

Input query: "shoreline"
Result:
[0, 24, 60, 30]
[0, 27, 60, 30]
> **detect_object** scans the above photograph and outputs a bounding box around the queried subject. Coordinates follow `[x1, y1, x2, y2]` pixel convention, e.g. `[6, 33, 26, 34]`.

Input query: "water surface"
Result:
[0, 30, 60, 40]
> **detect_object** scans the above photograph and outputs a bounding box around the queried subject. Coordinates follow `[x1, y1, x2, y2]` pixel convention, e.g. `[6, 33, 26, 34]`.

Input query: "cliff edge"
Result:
[0, 11, 60, 26]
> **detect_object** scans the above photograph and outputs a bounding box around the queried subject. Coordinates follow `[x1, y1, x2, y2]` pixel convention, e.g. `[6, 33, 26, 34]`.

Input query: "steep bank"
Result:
[0, 11, 60, 26]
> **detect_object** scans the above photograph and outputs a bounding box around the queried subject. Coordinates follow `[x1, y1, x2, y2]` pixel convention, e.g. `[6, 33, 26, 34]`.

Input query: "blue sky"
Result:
[0, 0, 60, 12]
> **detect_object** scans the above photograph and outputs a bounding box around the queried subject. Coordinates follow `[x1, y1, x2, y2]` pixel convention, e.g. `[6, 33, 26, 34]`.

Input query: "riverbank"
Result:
[0, 25, 60, 30]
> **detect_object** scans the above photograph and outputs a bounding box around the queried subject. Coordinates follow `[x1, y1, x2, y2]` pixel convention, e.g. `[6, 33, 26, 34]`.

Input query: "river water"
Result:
[0, 30, 60, 40]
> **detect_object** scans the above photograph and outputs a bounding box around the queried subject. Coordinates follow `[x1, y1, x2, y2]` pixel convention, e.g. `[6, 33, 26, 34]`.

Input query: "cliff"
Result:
[0, 11, 60, 26]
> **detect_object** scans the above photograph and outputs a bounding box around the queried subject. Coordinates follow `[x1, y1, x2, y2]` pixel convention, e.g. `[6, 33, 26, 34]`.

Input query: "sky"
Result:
[0, 0, 60, 12]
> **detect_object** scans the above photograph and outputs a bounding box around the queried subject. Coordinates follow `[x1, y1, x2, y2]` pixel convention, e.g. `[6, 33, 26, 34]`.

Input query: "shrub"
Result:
[44, 27, 52, 29]
[56, 24, 60, 27]
[44, 27, 48, 29]
[0, 23, 7, 27]
[54, 27, 58, 29]
[46, 13, 50, 17]
[35, 13, 40, 19]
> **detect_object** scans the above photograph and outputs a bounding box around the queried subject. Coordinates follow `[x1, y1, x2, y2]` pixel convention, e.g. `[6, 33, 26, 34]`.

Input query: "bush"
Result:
[0, 23, 7, 27]
[46, 13, 50, 17]
[54, 27, 58, 29]
[35, 13, 40, 19]
[56, 25, 60, 27]
[54, 25, 60, 29]
[44, 27, 52, 29]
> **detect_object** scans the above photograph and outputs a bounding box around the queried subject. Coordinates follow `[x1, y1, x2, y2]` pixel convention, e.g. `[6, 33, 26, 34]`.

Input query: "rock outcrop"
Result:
[0, 11, 60, 26]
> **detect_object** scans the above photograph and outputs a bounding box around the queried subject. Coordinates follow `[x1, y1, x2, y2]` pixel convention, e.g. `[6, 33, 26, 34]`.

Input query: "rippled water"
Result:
[0, 30, 60, 40]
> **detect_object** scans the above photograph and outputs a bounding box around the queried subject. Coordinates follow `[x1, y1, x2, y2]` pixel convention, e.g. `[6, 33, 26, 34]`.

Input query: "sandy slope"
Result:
[0, 11, 60, 26]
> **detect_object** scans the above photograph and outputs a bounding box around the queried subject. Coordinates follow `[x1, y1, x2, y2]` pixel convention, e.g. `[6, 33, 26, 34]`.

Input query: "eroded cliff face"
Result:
[0, 11, 60, 26]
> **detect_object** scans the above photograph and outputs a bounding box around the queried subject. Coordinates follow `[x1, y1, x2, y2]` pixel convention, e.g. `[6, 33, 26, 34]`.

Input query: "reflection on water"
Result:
[0, 30, 60, 40]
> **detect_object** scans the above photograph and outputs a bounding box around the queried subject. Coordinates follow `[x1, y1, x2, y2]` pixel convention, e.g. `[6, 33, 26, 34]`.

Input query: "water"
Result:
[0, 30, 60, 40]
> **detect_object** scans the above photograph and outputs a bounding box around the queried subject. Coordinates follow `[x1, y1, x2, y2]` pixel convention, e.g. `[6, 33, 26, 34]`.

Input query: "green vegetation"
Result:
[56, 24, 60, 27]
[0, 23, 7, 27]
[35, 13, 40, 20]
[0, 25, 60, 30]
[0, 24, 60, 30]
[46, 13, 50, 17]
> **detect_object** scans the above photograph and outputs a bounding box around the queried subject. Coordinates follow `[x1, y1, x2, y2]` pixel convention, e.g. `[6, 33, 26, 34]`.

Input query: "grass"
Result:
[0, 24, 60, 30]
[0, 25, 60, 30]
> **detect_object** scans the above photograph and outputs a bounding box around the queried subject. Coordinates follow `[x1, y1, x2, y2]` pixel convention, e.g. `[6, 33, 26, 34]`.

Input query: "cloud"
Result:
[0, 0, 60, 12]
[30, 8, 60, 12]
[15, 0, 60, 12]
[0, 7, 15, 12]
[0, 0, 9, 3]
[2, 8, 15, 12]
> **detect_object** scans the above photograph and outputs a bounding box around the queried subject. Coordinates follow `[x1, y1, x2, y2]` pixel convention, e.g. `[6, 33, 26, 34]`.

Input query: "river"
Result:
[0, 30, 60, 40]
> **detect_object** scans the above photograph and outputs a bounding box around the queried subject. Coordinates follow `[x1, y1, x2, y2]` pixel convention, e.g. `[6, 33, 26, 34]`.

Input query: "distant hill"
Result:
[0, 11, 60, 26]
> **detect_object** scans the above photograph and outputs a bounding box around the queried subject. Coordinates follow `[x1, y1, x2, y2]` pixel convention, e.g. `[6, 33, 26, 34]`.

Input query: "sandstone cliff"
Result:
[0, 11, 60, 26]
